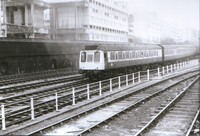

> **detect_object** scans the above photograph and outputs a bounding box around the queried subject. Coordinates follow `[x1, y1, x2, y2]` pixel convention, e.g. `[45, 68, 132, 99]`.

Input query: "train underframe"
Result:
[80, 63, 161, 80]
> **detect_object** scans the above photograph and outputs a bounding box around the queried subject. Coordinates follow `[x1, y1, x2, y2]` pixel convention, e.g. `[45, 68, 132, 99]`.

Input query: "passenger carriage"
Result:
[79, 44, 163, 77]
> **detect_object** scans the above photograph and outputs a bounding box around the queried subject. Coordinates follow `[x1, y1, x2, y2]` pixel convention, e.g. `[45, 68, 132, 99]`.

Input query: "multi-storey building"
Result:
[128, 14, 134, 42]
[0, 0, 48, 38]
[0, 0, 5, 37]
[49, 0, 128, 43]
[129, 12, 161, 44]
[160, 22, 193, 44]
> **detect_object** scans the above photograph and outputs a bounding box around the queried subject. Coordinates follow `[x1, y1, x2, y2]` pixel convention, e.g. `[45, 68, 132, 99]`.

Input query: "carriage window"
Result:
[94, 52, 100, 62]
[81, 52, 86, 62]
[153, 51, 155, 56]
[110, 52, 115, 60]
[156, 51, 158, 56]
[115, 52, 118, 60]
[87, 54, 93, 62]
[118, 52, 122, 59]
[132, 51, 135, 58]
[141, 51, 144, 57]
[129, 52, 132, 58]
[149, 50, 153, 56]
[165, 49, 169, 55]
[135, 51, 138, 58]
[144, 51, 147, 57]
[152, 50, 154, 56]
[123, 52, 126, 59]
[146, 51, 149, 57]
[126, 52, 129, 59]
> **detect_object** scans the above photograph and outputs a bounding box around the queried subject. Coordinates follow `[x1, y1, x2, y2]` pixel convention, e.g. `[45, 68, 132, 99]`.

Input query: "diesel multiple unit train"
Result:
[79, 44, 199, 78]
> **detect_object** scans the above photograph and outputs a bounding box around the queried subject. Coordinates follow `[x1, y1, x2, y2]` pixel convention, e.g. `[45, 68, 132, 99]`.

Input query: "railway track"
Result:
[0, 73, 129, 129]
[0, 74, 84, 95]
[0, 67, 150, 96]
[186, 110, 200, 136]
[44, 74, 199, 136]
[0, 66, 158, 128]
[134, 77, 199, 136]
[0, 75, 89, 128]
[2, 67, 198, 135]
[0, 68, 78, 87]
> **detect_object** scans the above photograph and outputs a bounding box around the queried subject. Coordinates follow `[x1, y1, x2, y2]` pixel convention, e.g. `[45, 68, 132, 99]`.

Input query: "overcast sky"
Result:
[43, 0, 199, 30]
[126, 0, 199, 30]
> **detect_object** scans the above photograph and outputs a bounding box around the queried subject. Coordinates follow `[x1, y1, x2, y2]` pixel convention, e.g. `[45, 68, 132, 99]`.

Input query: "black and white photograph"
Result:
[0, 0, 199, 135]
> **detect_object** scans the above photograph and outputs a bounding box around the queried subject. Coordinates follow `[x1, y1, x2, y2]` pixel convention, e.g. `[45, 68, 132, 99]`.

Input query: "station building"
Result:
[48, 0, 128, 43]
[0, 0, 48, 38]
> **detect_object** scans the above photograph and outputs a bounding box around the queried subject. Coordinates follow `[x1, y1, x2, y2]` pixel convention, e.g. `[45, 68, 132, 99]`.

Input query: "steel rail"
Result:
[0, 74, 83, 94]
[185, 110, 200, 136]
[133, 75, 199, 136]
[0, 75, 84, 103]
[0, 68, 78, 86]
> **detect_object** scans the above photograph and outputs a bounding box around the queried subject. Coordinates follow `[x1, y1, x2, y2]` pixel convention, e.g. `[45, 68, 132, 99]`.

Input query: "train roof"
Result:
[84, 44, 161, 51]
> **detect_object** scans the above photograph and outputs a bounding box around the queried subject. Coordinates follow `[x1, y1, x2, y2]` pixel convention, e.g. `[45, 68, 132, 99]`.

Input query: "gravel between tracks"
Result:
[83, 76, 197, 136]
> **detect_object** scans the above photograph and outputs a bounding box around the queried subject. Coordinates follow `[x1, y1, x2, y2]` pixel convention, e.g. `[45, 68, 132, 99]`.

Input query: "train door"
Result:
[104, 52, 108, 69]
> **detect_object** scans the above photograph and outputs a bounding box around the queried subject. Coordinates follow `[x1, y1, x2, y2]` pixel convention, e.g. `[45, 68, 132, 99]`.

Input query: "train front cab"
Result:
[79, 50, 105, 76]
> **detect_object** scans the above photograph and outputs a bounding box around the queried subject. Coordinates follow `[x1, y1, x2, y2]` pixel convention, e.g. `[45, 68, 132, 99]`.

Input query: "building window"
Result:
[105, 12, 109, 17]
[93, 9, 98, 13]
[90, 25, 94, 29]
[83, 25, 88, 28]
